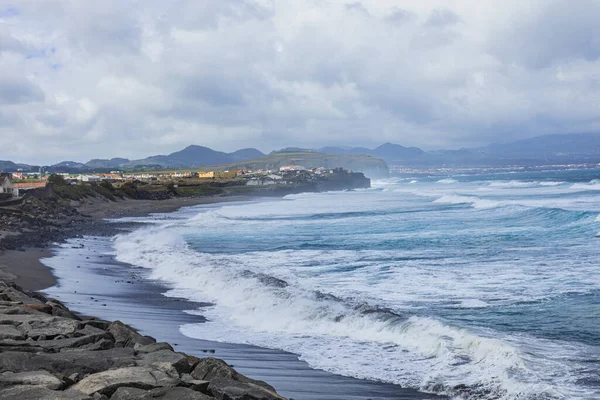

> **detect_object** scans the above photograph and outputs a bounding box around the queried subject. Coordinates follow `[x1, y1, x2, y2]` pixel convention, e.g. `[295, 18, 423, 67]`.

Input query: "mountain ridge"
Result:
[3, 133, 600, 173]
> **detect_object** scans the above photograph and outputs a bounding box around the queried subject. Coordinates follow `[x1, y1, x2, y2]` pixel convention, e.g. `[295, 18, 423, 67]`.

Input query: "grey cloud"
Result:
[385, 8, 415, 25]
[1, 0, 600, 164]
[0, 76, 44, 105]
[489, 0, 600, 69]
[424, 9, 461, 27]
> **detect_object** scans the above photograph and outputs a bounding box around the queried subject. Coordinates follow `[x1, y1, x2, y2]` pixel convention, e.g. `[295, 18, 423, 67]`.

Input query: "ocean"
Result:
[49, 167, 600, 399]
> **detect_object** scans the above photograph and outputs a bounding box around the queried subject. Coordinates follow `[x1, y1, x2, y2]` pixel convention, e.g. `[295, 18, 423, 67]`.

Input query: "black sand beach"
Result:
[42, 234, 445, 400]
[1, 195, 444, 399]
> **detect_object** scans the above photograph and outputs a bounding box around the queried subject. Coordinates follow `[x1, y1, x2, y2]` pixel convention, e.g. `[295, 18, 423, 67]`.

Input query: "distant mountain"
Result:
[5, 134, 600, 173]
[53, 161, 88, 169]
[314, 143, 425, 164]
[85, 158, 130, 169]
[0, 161, 18, 172]
[223, 150, 390, 179]
[371, 143, 425, 162]
[227, 148, 265, 162]
[125, 145, 266, 168]
[481, 133, 600, 160]
[317, 146, 372, 155]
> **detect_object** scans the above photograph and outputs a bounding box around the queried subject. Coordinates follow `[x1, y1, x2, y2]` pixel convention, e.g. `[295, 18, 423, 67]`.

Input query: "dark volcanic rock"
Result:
[0, 385, 91, 400]
[111, 386, 213, 399]
[0, 281, 287, 400]
[191, 358, 285, 400]
[67, 366, 180, 396]
[107, 321, 156, 348]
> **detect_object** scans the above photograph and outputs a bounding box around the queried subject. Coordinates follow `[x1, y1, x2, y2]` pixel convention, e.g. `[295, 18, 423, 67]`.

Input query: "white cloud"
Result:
[0, 0, 599, 164]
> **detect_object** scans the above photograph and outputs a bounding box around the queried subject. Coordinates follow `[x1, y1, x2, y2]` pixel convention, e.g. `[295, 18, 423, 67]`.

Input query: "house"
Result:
[279, 165, 306, 172]
[102, 173, 124, 181]
[13, 181, 47, 193]
[0, 173, 16, 198]
[198, 171, 215, 179]
[78, 175, 102, 182]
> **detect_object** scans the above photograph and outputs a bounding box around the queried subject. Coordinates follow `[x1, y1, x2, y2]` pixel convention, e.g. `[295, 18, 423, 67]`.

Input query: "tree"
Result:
[47, 174, 66, 186]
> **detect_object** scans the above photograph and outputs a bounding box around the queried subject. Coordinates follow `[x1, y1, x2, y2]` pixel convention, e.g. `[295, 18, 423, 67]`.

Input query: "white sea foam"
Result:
[433, 194, 500, 209]
[109, 179, 600, 400]
[538, 181, 565, 186]
[571, 179, 600, 191]
[488, 180, 537, 188]
[437, 178, 457, 184]
[113, 222, 600, 399]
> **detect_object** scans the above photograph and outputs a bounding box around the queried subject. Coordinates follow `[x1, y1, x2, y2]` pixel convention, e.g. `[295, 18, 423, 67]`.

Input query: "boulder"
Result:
[135, 342, 174, 353]
[23, 304, 52, 314]
[0, 385, 91, 400]
[136, 349, 191, 374]
[0, 313, 55, 326]
[111, 386, 213, 400]
[107, 321, 155, 348]
[81, 320, 111, 331]
[67, 366, 180, 396]
[0, 325, 24, 340]
[0, 348, 136, 375]
[0, 286, 43, 305]
[18, 318, 80, 339]
[191, 358, 284, 400]
[0, 370, 65, 390]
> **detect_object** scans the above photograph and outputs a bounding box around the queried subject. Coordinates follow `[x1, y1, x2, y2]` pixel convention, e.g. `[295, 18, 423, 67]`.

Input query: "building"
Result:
[102, 173, 124, 181]
[198, 171, 215, 179]
[0, 173, 16, 198]
[78, 175, 102, 182]
[13, 181, 47, 194]
[279, 165, 306, 172]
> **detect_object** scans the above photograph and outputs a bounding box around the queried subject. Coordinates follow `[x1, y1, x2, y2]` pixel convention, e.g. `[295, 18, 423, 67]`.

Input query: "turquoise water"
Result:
[114, 167, 600, 399]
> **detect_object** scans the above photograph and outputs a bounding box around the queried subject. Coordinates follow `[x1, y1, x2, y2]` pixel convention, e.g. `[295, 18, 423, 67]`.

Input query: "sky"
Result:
[1, 0, 599, 165]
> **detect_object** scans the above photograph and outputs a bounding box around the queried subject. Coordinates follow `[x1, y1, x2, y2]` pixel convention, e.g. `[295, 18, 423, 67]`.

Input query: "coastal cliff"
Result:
[0, 280, 286, 400]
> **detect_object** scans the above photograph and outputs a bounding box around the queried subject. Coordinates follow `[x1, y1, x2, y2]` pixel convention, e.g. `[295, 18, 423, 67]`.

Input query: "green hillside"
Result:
[209, 151, 389, 179]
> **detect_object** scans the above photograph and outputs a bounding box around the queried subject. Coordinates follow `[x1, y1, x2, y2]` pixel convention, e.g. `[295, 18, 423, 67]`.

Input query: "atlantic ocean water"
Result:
[77, 168, 600, 399]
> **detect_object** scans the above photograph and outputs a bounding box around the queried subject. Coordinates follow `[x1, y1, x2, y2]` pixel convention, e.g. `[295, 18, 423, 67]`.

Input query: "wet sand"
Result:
[0, 194, 254, 292]
[0, 249, 55, 291]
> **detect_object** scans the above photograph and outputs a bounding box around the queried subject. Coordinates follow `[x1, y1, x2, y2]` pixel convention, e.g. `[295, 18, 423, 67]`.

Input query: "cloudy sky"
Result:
[1, 0, 599, 164]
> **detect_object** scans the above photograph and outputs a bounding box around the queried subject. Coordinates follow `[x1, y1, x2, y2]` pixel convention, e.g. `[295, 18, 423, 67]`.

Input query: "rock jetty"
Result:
[0, 281, 286, 400]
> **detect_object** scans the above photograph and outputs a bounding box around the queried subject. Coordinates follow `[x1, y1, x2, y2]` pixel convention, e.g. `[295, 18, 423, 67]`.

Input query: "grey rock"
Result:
[0, 286, 43, 305]
[108, 387, 147, 399]
[67, 366, 180, 396]
[107, 321, 155, 348]
[0, 313, 54, 326]
[136, 349, 191, 374]
[81, 320, 111, 331]
[0, 348, 136, 375]
[1, 330, 111, 351]
[191, 358, 284, 400]
[0, 385, 91, 400]
[112, 386, 213, 400]
[135, 342, 174, 353]
[0, 370, 64, 390]
[18, 318, 80, 338]
[70, 338, 114, 351]
[0, 325, 24, 340]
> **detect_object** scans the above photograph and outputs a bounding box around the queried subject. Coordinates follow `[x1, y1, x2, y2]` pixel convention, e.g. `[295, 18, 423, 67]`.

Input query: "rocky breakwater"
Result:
[0, 281, 286, 400]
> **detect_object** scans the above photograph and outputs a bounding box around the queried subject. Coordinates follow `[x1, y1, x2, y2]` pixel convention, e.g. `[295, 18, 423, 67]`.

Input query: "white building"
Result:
[78, 175, 102, 182]
[279, 165, 306, 172]
[0, 173, 16, 198]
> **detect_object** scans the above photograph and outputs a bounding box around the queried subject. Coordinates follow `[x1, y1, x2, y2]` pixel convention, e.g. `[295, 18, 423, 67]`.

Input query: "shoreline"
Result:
[0, 194, 257, 291]
[0, 192, 445, 399]
[41, 234, 444, 400]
